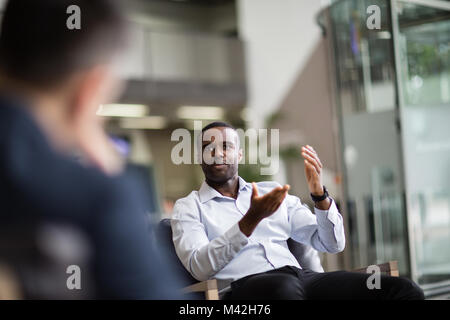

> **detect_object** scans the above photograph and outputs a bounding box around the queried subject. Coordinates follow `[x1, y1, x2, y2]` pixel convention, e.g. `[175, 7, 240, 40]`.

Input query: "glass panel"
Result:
[396, 1, 450, 286]
[329, 0, 410, 275]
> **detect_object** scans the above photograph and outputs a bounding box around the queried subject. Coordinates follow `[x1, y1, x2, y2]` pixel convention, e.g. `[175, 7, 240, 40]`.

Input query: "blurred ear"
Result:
[238, 148, 243, 163]
[69, 65, 121, 123]
[67, 65, 125, 175]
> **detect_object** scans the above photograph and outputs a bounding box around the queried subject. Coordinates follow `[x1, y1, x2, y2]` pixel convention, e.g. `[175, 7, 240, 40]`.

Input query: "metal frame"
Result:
[391, 0, 450, 293]
[397, 0, 450, 11]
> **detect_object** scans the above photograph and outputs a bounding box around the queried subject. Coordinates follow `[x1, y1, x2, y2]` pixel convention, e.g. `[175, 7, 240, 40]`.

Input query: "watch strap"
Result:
[310, 186, 328, 202]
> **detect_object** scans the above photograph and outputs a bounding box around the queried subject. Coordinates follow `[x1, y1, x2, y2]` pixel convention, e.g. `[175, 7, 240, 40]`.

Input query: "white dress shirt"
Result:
[171, 177, 345, 288]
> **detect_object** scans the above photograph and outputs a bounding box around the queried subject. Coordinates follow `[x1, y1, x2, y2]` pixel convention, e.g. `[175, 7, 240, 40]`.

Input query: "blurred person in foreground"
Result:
[0, 0, 181, 299]
[171, 122, 424, 300]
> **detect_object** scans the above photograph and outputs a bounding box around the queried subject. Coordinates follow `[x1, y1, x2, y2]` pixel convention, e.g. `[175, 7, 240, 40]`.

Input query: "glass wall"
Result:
[326, 0, 410, 276]
[394, 1, 450, 288]
[321, 0, 450, 291]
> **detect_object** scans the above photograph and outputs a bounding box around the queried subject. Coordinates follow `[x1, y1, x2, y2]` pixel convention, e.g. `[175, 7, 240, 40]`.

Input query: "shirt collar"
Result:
[199, 176, 249, 203]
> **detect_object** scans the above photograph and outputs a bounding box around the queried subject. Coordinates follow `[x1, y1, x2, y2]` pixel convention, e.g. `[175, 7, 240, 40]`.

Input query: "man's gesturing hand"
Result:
[301, 145, 331, 210]
[301, 145, 323, 195]
[249, 183, 290, 219]
[239, 183, 290, 237]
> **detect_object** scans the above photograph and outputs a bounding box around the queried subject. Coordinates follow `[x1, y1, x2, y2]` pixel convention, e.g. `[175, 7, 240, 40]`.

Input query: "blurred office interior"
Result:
[0, 0, 448, 297]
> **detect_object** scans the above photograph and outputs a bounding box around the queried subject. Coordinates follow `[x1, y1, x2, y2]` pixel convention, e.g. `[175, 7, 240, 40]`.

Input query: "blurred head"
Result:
[200, 122, 242, 184]
[0, 0, 129, 172]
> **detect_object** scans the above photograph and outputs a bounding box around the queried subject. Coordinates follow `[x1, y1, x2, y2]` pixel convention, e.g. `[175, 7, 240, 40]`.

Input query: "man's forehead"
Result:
[202, 127, 238, 143]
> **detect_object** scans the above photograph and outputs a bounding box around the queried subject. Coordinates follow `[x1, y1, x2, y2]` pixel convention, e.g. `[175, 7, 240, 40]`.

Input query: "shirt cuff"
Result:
[314, 198, 340, 226]
[223, 223, 249, 252]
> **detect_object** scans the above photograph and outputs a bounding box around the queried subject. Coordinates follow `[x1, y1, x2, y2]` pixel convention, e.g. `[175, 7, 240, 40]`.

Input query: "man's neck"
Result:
[206, 175, 240, 199]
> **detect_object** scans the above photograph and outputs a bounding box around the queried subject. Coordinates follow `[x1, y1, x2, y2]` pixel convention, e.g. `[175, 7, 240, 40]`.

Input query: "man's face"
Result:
[201, 127, 242, 184]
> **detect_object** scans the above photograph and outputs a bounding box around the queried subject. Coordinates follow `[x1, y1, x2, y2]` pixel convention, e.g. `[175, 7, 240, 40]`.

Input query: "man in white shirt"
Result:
[171, 122, 424, 300]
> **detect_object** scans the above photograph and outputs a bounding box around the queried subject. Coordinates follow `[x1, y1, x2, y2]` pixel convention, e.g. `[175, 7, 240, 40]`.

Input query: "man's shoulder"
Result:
[173, 190, 200, 208]
[171, 191, 203, 219]
[0, 101, 139, 221]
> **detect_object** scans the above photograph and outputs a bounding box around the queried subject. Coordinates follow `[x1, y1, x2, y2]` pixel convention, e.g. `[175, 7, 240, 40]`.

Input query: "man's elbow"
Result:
[188, 257, 213, 282]
[327, 240, 346, 254]
[189, 267, 209, 282]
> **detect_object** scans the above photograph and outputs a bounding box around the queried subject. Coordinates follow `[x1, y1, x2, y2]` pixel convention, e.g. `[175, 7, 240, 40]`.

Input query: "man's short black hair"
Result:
[201, 121, 236, 133]
[0, 0, 127, 89]
[200, 121, 239, 148]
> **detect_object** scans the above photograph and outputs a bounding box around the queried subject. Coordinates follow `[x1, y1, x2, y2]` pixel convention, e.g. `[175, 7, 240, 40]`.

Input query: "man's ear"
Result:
[70, 65, 117, 123]
[238, 148, 243, 163]
[67, 66, 124, 175]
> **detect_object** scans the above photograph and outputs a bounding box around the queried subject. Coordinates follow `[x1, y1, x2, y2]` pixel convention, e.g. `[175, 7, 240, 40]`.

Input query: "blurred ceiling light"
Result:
[97, 104, 149, 118]
[119, 116, 167, 130]
[376, 31, 391, 39]
[177, 106, 224, 120]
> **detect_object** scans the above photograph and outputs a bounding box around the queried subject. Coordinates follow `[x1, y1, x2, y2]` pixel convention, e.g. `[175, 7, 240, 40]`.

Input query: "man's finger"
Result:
[306, 145, 317, 155]
[272, 191, 288, 211]
[304, 145, 323, 168]
[305, 159, 319, 176]
[251, 182, 259, 199]
[264, 187, 284, 202]
[302, 153, 322, 173]
[266, 186, 283, 196]
[302, 147, 322, 168]
[262, 186, 286, 205]
[271, 187, 289, 203]
[304, 148, 322, 164]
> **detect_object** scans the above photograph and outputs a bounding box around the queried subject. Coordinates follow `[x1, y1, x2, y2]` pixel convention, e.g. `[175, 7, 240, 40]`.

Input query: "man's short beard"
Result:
[202, 165, 238, 184]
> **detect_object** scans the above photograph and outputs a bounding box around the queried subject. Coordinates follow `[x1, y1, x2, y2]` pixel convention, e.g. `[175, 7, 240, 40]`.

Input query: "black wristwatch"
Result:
[310, 186, 329, 202]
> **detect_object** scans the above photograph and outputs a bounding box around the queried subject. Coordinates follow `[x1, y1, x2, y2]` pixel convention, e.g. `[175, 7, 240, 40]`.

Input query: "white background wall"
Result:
[237, 0, 331, 129]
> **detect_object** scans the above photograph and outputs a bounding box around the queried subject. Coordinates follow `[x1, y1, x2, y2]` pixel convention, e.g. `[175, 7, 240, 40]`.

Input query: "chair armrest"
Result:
[351, 260, 399, 277]
[182, 279, 219, 300]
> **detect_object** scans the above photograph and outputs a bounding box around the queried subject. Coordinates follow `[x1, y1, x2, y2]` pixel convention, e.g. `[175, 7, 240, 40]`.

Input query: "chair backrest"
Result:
[155, 219, 199, 286]
[156, 219, 324, 283]
[287, 238, 324, 272]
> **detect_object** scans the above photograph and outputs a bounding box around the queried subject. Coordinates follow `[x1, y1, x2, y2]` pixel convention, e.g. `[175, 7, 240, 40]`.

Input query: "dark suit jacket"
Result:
[0, 95, 181, 299]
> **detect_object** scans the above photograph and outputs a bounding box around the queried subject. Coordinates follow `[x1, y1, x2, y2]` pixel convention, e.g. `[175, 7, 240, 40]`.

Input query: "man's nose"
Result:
[212, 147, 224, 157]
[212, 148, 227, 164]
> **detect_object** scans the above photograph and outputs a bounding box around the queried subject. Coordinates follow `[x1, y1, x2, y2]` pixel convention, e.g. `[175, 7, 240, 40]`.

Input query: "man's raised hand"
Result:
[301, 145, 331, 210]
[301, 145, 324, 195]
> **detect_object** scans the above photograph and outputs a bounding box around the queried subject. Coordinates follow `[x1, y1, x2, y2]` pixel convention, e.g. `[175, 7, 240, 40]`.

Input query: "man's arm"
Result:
[286, 145, 345, 253]
[287, 195, 345, 253]
[171, 200, 249, 281]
